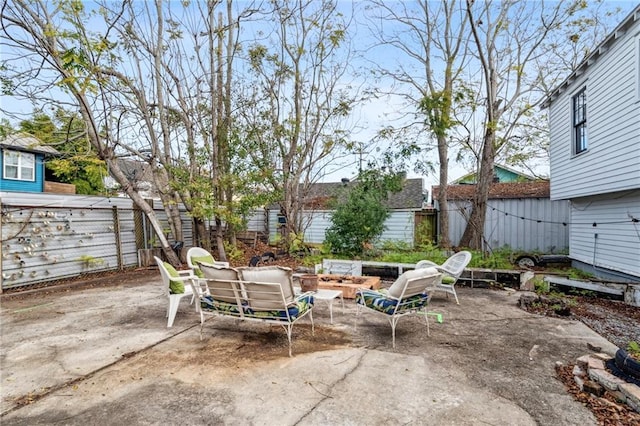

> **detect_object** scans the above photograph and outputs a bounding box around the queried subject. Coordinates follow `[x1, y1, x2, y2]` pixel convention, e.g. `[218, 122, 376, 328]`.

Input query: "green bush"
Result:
[325, 170, 402, 257]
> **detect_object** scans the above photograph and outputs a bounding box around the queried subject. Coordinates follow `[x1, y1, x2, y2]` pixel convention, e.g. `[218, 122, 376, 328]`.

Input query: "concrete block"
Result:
[624, 284, 640, 307]
[620, 383, 640, 413]
[520, 271, 535, 291]
[574, 375, 585, 391]
[609, 390, 627, 404]
[588, 368, 627, 391]
[591, 352, 613, 362]
[577, 355, 605, 371]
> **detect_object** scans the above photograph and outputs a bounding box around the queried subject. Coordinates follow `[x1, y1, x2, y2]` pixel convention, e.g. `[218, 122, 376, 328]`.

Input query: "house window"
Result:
[3, 150, 35, 181]
[572, 88, 587, 154]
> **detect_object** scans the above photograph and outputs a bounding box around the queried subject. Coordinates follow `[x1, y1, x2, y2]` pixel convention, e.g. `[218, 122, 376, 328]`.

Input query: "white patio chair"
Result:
[154, 256, 198, 327]
[416, 251, 472, 304]
[186, 247, 229, 277]
[355, 267, 442, 348]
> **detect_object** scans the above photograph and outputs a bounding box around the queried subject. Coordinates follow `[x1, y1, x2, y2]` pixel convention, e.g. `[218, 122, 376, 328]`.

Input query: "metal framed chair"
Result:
[355, 267, 442, 348]
[416, 251, 472, 304]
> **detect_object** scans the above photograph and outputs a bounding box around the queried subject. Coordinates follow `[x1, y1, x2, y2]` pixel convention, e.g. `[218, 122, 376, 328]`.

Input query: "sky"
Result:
[2, 0, 638, 192]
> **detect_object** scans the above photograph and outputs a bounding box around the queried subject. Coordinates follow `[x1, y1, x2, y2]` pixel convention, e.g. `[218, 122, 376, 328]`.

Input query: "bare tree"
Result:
[458, 0, 589, 249]
[102, 0, 244, 261]
[237, 0, 356, 250]
[365, 0, 469, 248]
[0, 0, 182, 264]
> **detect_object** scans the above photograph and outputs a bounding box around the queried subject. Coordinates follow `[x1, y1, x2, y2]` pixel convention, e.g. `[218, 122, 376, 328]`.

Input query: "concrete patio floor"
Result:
[0, 269, 618, 425]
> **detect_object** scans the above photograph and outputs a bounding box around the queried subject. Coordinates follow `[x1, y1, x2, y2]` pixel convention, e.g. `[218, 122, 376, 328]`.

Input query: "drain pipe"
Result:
[592, 232, 598, 270]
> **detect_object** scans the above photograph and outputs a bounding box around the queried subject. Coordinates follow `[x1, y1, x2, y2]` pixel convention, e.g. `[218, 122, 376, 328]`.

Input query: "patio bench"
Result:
[195, 263, 315, 357]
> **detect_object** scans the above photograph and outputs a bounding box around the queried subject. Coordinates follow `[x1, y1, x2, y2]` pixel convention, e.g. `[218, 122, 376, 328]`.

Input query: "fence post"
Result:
[112, 206, 123, 270]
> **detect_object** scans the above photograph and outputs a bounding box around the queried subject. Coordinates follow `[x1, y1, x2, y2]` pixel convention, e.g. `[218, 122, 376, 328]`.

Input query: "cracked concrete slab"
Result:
[1, 269, 618, 425]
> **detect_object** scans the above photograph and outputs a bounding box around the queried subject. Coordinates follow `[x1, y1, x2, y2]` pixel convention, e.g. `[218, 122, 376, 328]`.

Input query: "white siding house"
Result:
[267, 178, 426, 246]
[545, 5, 640, 279]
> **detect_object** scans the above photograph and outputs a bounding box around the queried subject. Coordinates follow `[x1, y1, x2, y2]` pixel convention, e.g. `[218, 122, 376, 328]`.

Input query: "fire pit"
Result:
[317, 274, 381, 299]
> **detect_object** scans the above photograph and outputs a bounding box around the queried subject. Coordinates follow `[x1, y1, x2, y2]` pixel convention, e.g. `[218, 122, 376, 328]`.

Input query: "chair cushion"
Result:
[200, 295, 243, 315]
[356, 289, 428, 315]
[387, 267, 438, 298]
[199, 263, 241, 303]
[246, 295, 314, 321]
[163, 262, 185, 294]
[191, 255, 215, 278]
[441, 275, 456, 284]
[238, 266, 296, 306]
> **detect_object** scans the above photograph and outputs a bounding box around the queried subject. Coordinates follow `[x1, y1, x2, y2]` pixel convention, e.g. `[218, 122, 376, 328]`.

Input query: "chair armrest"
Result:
[416, 260, 438, 269]
[356, 288, 386, 297]
[177, 270, 195, 277]
[295, 291, 315, 300]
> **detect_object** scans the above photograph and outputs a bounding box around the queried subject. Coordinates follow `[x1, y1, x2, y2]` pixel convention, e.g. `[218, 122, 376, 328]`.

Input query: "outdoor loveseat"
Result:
[195, 263, 315, 357]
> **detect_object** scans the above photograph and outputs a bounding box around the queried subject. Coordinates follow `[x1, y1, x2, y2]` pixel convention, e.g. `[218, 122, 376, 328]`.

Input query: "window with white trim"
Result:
[572, 88, 587, 154]
[3, 150, 35, 181]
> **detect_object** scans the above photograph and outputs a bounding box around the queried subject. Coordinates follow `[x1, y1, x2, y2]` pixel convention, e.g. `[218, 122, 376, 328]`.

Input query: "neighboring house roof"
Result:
[542, 4, 640, 108]
[0, 133, 60, 155]
[302, 178, 425, 210]
[452, 164, 536, 184]
[432, 181, 550, 200]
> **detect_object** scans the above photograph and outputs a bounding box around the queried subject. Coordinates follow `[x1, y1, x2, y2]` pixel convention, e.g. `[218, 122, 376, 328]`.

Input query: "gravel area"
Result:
[520, 293, 640, 349]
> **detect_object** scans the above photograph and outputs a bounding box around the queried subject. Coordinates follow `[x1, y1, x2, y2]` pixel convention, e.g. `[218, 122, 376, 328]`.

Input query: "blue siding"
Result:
[0, 151, 45, 192]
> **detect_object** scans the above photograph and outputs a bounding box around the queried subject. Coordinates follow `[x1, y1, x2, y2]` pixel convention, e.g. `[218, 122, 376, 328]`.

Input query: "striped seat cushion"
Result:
[200, 295, 243, 315]
[356, 289, 428, 315]
[246, 295, 314, 321]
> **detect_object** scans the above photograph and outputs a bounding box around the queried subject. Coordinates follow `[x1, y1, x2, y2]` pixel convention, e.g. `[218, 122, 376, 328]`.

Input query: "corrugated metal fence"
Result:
[2, 192, 570, 290]
[445, 198, 570, 252]
[0, 192, 193, 290]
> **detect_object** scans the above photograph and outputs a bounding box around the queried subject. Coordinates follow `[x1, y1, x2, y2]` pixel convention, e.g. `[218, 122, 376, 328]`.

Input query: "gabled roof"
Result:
[542, 4, 640, 108]
[303, 178, 425, 210]
[432, 181, 550, 200]
[0, 133, 60, 155]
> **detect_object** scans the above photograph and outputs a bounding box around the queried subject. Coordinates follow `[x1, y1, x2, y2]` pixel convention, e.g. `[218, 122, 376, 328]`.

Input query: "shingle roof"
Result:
[432, 181, 550, 200]
[0, 133, 60, 155]
[304, 178, 424, 210]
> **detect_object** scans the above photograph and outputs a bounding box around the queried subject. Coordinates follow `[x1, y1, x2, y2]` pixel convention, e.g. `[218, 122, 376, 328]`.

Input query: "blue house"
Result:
[0, 133, 60, 193]
[452, 164, 536, 184]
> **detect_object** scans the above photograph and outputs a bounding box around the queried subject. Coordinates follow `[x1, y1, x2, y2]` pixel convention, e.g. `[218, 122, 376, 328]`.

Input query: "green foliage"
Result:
[565, 267, 595, 280]
[223, 242, 244, 263]
[324, 170, 403, 257]
[18, 110, 107, 195]
[627, 341, 640, 359]
[414, 218, 434, 246]
[77, 255, 105, 269]
[533, 278, 550, 294]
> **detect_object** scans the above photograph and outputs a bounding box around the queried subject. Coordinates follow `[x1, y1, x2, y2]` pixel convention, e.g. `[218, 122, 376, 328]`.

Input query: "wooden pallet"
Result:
[316, 274, 381, 299]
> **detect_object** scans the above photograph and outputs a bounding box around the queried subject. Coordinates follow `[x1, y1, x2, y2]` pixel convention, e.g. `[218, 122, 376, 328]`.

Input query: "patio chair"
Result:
[186, 247, 229, 278]
[416, 251, 472, 305]
[154, 256, 198, 327]
[355, 267, 442, 349]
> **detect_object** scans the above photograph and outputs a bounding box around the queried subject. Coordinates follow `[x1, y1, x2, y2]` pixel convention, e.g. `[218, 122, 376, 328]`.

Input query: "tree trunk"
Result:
[436, 133, 451, 248]
[458, 126, 496, 249]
